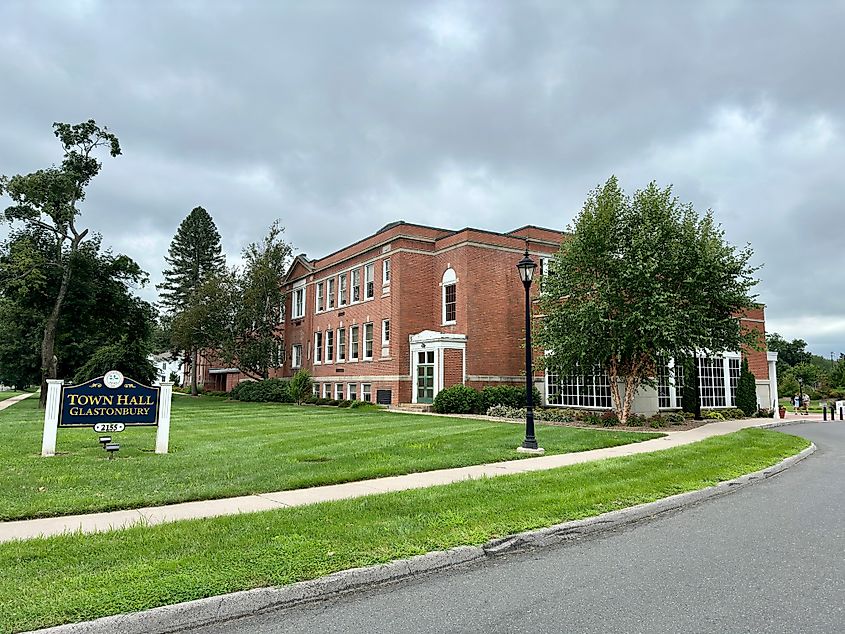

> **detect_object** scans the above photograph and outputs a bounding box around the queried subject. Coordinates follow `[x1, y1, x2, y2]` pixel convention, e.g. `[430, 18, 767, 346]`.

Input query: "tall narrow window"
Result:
[350, 325, 359, 360]
[441, 268, 457, 324]
[382, 258, 390, 286]
[364, 323, 373, 360]
[316, 282, 324, 312]
[362, 384, 372, 402]
[314, 332, 323, 363]
[292, 287, 305, 319]
[335, 384, 344, 400]
[339, 273, 347, 306]
[382, 319, 390, 345]
[292, 344, 302, 368]
[347, 383, 358, 401]
[327, 278, 335, 309]
[352, 268, 361, 303]
[364, 263, 374, 299]
[337, 328, 346, 361]
[326, 330, 334, 363]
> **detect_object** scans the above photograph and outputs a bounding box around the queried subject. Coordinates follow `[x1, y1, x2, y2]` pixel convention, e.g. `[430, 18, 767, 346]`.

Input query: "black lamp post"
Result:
[516, 247, 539, 451]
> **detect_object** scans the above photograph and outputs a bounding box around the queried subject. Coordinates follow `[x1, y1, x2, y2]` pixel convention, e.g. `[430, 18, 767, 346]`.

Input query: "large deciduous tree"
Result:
[158, 206, 226, 395]
[219, 221, 291, 379]
[536, 176, 760, 424]
[0, 120, 120, 405]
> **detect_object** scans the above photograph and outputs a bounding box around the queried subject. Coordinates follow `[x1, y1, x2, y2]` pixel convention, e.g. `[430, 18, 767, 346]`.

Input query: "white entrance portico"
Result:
[409, 330, 467, 404]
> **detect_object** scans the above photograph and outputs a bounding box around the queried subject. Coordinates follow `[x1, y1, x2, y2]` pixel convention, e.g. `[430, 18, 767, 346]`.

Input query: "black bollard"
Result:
[840, 407, 844, 421]
[823, 405, 827, 421]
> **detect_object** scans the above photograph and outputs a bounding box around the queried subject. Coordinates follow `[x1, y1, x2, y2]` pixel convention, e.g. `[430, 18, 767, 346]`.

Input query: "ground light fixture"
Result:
[98, 436, 111, 449]
[516, 246, 542, 454]
[105, 443, 120, 459]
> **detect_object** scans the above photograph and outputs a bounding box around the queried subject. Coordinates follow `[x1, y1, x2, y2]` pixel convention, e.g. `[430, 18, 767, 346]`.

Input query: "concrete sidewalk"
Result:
[0, 416, 816, 543]
[0, 391, 35, 411]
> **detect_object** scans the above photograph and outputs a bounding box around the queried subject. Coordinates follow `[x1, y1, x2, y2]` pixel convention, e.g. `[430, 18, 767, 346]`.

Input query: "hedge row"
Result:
[432, 384, 543, 415]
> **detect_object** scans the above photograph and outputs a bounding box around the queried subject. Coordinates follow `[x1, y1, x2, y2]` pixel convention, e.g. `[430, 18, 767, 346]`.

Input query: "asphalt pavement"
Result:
[194, 422, 845, 634]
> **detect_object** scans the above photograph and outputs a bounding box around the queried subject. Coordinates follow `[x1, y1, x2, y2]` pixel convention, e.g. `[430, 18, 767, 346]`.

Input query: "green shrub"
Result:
[682, 410, 695, 420]
[289, 370, 313, 405]
[316, 397, 330, 405]
[537, 407, 577, 423]
[432, 385, 482, 414]
[350, 400, 378, 410]
[600, 411, 619, 427]
[702, 410, 725, 421]
[479, 385, 543, 411]
[230, 378, 291, 403]
[735, 357, 758, 417]
[581, 413, 602, 425]
[647, 415, 667, 428]
[304, 394, 318, 405]
[486, 405, 522, 419]
[338, 400, 352, 408]
[328, 399, 339, 406]
[625, 413, 645, 427]
[662, 412, 686, 424]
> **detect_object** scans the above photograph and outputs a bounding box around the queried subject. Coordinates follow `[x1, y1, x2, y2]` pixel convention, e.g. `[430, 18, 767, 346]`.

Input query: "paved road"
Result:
[199, 423, 845, 634]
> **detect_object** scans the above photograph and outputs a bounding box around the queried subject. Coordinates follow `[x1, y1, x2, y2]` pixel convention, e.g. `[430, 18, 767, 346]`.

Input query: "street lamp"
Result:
[516, 247, 542, 453]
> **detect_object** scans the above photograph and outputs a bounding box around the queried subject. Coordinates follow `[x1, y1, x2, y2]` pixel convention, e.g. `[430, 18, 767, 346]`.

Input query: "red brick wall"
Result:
[740, 307, 769, 380]
[443, 349, 463, 388]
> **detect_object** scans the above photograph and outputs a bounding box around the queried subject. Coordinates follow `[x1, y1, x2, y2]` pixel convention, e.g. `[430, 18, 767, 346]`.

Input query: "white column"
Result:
[769, 359, 780, 419]
[155, 382, 173, 454]
[41, 379, 63, 457]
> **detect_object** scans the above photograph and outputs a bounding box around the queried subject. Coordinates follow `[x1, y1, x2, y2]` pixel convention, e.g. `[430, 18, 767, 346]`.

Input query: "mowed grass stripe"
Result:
[0, 397, 660, 520]
[0, 428, 808, 634]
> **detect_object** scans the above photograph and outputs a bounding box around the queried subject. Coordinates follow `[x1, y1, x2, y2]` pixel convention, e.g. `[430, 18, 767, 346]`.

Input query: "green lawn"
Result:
[0, 396, 661, 520]
[0, 391, 24, 402]
[0, 428, 808, 633]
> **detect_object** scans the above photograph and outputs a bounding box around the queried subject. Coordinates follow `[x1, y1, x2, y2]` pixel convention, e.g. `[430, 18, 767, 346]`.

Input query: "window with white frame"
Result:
[657, 357, 685, 410]
[362, 383, 372, 402]
[382, 319, 390, 345]
[382, 258, 390, 286]
[352, 268, 361, 302]
[337, 328, 346, 361]
[326, 330, 334, 363]
[292, 287, 305, 319]
[364, 323, 373, 360]
[314, 332, 323, 363]
[338, 273, 347, 306]
[350, 325, 359, 360]
[292, 344, 302, 368]
[442, 268, 457, 324]
[347, 383, 358, 400]
[327, 278, 335, 309]
[273, 343, 285, 368]
[698, 356, 727, 408]
[335, 383, 344, 400]
[316, 282, 324, 312]
[312, 383, 319, 396]
[546, 366, 612, 408]
[323, 383, 331, 398]
[728, 357, 741, 406]
[279, 298, 286, 323]
[364, 263, 374, 299]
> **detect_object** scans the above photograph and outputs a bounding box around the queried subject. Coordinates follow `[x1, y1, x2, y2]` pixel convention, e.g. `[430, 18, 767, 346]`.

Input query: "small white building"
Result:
[149, 353, 182, 385]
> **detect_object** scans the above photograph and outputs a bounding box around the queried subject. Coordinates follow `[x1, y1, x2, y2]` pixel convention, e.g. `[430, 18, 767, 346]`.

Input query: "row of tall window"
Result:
[546, 355, 743, 410]
[291, 320, 390, 368]
[313, 382, 373, 402]
[307, 259, 391, 317]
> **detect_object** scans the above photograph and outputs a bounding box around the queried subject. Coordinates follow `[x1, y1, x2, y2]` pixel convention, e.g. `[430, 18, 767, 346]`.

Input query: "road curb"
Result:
[28, 442, 816, 634]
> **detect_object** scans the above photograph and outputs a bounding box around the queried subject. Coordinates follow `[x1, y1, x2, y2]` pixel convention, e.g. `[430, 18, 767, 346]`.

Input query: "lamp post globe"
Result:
[516, 246, 540, 452]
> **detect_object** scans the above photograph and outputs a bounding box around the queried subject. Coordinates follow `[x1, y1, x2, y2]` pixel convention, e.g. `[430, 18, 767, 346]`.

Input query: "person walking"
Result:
[793, 394, 801, 414]
[802, 392, 810, 415]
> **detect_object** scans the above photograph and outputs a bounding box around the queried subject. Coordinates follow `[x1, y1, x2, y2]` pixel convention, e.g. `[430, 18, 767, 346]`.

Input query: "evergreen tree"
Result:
[158, 206, 226, 395]
[681, 356, 701, 420]
[736, 357, 758, 416]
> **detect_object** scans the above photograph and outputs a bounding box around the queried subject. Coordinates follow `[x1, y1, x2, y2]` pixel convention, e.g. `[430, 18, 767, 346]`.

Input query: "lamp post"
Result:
[516, 247, 541, 453]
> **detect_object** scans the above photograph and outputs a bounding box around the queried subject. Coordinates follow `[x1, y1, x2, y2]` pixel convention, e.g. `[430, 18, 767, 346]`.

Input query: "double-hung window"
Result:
[337, 328, 346, 361]
[441, 268, 457, 324]
[347, 383, 358, 401]
[382, 258, 390, 286]
[316, 282, 324, 312]
[339, 274, 347, 306]
[362, 384, 372, 402]
[335, 384, 344, 400]
[364, 323, 373, 360]
[364, 263, 374, 300]
[352, 268, 361, 303]
[327, 278, 335, 309]
[382, 319, 390, 345]
[350, 325, 359, 361]
[292, 287, 305, 319]
[325, 330, 334, 363]
[314, 332, 323, 363]
[292, 344, 302, 368]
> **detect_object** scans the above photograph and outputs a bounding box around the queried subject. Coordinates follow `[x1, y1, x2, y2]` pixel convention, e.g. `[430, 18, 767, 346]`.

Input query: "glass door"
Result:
[416, 350, 435, 403]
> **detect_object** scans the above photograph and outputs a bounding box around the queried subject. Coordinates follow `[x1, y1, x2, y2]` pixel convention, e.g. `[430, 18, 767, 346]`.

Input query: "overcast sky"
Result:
[1, 0, 843, 356]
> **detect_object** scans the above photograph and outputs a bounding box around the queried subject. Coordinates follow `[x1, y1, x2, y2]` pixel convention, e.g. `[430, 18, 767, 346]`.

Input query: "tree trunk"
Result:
[191, 348, 199, 396]
[38, 243, 77, 407]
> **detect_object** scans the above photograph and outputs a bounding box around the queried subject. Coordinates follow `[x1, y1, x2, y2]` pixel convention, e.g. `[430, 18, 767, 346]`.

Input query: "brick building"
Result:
[197, 221, 779, 414]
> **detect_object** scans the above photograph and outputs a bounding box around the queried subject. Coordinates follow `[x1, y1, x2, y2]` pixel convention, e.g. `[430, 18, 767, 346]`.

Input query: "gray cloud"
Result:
[1, 0, 843, 354]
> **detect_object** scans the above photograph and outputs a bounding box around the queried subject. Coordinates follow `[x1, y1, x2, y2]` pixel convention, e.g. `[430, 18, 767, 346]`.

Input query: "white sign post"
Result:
[41, 379, 63, 457]
[155, 382, 173, 454]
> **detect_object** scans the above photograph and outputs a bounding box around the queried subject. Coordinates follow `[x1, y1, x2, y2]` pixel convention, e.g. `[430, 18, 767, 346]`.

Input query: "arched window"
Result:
[442, 268, 457, 325]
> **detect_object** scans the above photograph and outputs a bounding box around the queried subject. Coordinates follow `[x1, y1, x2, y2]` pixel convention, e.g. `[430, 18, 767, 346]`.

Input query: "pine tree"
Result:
[158, 206, 226, 395]
[681, 356, 701, 420]
[736, 357, 758, 416]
